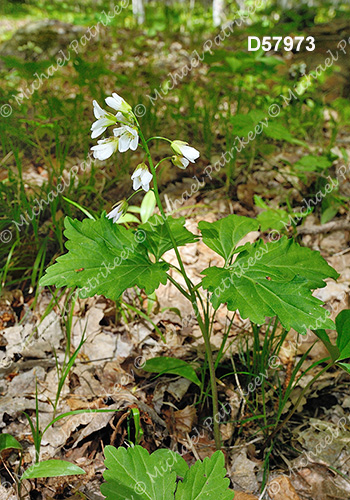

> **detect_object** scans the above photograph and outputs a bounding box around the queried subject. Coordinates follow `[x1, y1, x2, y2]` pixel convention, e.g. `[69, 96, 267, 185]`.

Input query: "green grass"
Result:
[0, 0, 349, 295]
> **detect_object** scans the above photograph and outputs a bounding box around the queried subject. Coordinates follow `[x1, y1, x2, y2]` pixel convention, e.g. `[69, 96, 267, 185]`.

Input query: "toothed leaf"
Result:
[175, 451, 233, 500]
[201, 237, 338, 334]
[199, 214, 259, 263]
[40, 215, 169, 299]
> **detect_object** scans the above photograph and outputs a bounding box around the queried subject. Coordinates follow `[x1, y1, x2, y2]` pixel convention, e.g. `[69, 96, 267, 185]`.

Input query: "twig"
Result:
[297, 220, 350, 235]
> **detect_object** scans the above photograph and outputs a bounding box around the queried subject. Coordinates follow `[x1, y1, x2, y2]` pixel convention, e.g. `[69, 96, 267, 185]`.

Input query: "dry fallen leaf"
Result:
[174, 405, 197, 433]
[66, 396, 108, 411]
[233, 493, 259, 500]
[268, 476, 301, 500]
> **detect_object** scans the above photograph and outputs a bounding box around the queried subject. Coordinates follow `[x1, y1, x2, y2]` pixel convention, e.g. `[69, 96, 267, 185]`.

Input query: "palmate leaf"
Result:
[101, 445, 187, 500]
[201, 237, 338, 334]
[140, 215, 197, 260]
[175, 451, 233, 500]
[100, 446, 233, 500]
[199, 214, 259, 263]
[39, 215, 169, 300]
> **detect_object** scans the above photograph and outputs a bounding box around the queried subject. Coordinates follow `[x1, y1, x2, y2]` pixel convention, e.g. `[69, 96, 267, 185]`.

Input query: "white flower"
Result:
[91, 100, 118, 139]
[171, 140, 200, 163]
[91, 137, 119, 160]
[105, 92, 132, 115]
[131, 164, 153, 192]
[106, 200, 128, 223]
[113, 125, 139, 153]
[172, 155, 189, 169]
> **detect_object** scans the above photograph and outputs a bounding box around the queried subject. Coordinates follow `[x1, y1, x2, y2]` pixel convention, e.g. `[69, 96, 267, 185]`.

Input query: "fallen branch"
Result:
[297, 220, 350, 235]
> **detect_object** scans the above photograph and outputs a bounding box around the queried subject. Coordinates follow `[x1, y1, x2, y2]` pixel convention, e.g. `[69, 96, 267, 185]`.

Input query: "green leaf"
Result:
[101, 445, 179, 500]
[254, 196, 307, 232]
[337, 362, 350, 375]
[336, 309, 350, 361]
[140, 190, 157, 223]
[253, 195, 268, 209]
[313, 329, 340, 362]
[129, 407, 144, 445]
[230, 111, 266, 137]
[175, 451, 233, 500]
[264, 122, 294, 143]
[128, 205, 142, 213]
[321, 205, 338, 225]
[140, 215, 197, 260]
[256, 209, 291, 232]
[117, 213, 140, 224]
[201, 237, 338, 334]
[62, 197, 95, 219]
[149, 448, 189, 478]
[40, 215, 169, 300]
[199, 214, 259, 263]
[143, 357, 200, 386]
[0, 434, 22, 453]
[21, 460, 85, 480]
[294, 155, 332, 172]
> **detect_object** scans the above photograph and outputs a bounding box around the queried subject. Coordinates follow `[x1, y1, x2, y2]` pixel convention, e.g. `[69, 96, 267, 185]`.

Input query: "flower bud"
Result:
[106, 199, 128, 223]
[171, 155, 189, 169]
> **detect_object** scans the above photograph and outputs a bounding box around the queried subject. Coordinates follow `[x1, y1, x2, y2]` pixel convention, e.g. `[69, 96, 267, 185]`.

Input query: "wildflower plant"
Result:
[40, 92, 339, 450]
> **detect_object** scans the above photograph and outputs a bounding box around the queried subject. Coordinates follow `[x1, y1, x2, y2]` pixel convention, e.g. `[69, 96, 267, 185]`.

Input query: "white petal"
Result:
[105, 96, 121, 111]
[113, 93, 130, 112]
[123, 125, 134, 134]
[107, 207, 120, 219]
[131, 168, 142, 180]
[91, 141, 116, 160]
[180, 145, 200, 163]
[92, 118, 107, 130]
[118, 134, 131, 152]
[133, 176, 142, 191]
[116, 111, 129, 124]
[91, 126, 106, 139]
[93, 100, 105, 119]
[112, 92, 123, 105]
[141, 170, 153, 191]
[107, 205, 123, 222]
[113, 126, 127, 137]
[180, 157, 189, 168]
[141, 169, 153, 184]
[129, 134, 139, 151]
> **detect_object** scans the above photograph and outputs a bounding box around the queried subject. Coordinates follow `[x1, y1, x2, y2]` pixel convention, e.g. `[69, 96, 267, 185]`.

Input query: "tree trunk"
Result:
[132, 0, 145, 25]
[213, 0, 225, 27]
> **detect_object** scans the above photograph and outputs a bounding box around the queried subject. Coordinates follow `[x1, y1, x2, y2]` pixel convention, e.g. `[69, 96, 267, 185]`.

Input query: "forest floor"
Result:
[1, 2, 350, 499]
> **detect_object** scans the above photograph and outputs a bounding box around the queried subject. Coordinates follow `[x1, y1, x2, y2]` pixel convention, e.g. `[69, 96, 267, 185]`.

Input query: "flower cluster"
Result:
[91, 93, 138, 159]
[90, 92, 200, 222]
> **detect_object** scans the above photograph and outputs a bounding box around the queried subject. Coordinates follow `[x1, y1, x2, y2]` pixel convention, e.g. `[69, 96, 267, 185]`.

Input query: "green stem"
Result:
[167, 273, 192, 301]
[155, 157, 173, 169]
[136, 120, 221, 449]
[146, 136, 172, 144]
[266, 360, 334, 447]
[126, 188, 143, 203]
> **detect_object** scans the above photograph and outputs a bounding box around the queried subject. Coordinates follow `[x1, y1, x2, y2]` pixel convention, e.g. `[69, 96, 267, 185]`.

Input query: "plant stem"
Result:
[266, 360, 334, 447]
[126, 188, 143, 203]
[167, 273, 192, 301]
[155, 157, 173, 169]
[146, 136, 172, 144]
[136, 121, 221, 449]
